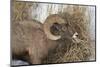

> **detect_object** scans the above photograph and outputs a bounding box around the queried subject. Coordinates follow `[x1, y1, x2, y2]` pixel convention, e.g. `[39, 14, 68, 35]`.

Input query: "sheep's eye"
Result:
[62, 26, 66, 31]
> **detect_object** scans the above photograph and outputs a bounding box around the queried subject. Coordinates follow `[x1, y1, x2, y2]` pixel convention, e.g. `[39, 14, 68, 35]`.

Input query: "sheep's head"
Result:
[43, 14, 79, 42]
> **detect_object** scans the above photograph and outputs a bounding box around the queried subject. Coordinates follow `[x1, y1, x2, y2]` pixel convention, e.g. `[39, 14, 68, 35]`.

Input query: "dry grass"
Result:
[12, 0, 33, 21]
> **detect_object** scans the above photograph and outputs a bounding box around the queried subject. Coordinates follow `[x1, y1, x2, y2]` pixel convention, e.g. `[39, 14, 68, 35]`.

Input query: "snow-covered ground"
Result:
[12, 60, 29, 66]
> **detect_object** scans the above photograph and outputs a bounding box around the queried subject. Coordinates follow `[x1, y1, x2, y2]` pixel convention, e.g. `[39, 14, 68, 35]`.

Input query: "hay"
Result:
[12, 0, 33, 21]
[56, 40, 91, 63]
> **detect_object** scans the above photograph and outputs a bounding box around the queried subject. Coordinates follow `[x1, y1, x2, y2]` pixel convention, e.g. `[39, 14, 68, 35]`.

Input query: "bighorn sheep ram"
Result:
[11, 14, 78, 64]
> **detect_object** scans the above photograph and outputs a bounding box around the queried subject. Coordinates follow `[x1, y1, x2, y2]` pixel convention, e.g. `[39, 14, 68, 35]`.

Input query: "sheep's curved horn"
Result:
[43, 14, 66, 40]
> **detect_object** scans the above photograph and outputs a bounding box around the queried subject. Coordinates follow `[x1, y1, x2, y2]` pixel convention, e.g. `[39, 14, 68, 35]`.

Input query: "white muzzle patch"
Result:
[72, 32, 80, 43]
